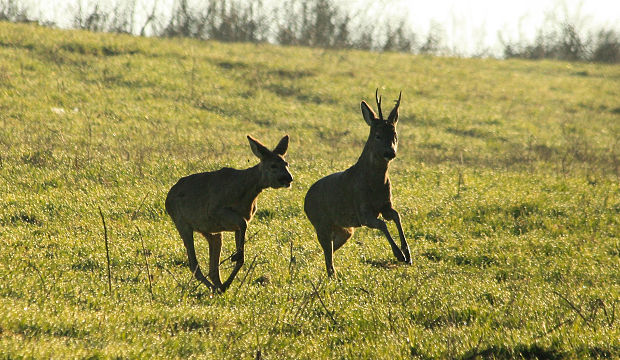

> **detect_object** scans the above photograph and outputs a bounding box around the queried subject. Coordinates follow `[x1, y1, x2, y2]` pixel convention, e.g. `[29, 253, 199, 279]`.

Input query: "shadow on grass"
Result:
[459, 343, 565, 360]
[362, 258, 399, 269]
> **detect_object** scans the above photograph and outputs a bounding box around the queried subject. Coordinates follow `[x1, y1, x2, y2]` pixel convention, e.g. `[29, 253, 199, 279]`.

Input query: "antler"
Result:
[375, 88, 384, 121]
[387, 91, 402, 123]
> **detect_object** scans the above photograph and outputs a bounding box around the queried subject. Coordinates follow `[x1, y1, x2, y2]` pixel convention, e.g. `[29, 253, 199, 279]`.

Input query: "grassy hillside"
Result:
[0, 22, 618, 359]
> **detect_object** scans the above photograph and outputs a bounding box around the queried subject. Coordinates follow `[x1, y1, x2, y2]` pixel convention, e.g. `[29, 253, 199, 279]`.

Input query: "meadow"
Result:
[0, 21, 618, 359]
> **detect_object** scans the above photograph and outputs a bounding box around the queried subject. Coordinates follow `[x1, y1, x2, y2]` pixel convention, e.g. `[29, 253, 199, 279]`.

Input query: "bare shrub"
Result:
[160, 0, 268, 42]
[107, 0, 137, 34]
[556, 23, 587, 61]
[0, 0, 30, 22]
[502, 22, 619, 63]
[383, 21, 415, 53]
[10, 0, 429, 55]
[276, 0, 352, 49]
[207, 0, 268, 43]
[160, 0, 209, 38]
[350, 25, 374, 50]
[74, 4, 107, 32]
[73, 1, 136, 34]
[591, 30, 620, 63]
[419, 23, 443, 55]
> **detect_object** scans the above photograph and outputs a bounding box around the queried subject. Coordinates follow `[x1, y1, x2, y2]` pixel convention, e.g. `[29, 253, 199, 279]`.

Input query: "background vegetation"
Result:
[2, 0, 620, 61]
[0, 21, 619, 358]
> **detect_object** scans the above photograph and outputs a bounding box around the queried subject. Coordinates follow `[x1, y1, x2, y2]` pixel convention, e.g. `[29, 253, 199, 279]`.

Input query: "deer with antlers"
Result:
[304, 90, 411, 276]
[165, 135, 293, 292]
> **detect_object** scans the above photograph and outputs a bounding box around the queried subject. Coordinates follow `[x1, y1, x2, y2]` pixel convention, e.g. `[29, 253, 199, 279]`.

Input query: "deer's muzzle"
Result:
[278, 174, 293, 188]
[383, 149, 396, 160]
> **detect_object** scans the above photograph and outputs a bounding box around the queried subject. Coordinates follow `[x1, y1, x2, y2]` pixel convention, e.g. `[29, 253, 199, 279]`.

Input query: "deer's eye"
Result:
[375, 135, 382, 140]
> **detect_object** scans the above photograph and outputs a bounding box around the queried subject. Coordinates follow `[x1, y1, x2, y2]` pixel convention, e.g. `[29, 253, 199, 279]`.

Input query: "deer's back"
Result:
[166, 167, 253, 232]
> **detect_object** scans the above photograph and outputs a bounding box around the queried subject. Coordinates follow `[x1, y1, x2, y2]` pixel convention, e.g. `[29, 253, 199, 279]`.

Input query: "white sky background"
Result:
[34, 0, 620, 56]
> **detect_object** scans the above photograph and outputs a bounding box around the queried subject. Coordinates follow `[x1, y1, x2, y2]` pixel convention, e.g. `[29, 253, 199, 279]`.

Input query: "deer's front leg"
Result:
[360, 207, 406, 262]
[217, 209, 248, 292]
[382, 207, 411, 264]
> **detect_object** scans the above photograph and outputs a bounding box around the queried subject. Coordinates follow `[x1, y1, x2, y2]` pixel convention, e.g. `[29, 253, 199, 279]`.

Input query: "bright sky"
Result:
[37, 0, 620, 56]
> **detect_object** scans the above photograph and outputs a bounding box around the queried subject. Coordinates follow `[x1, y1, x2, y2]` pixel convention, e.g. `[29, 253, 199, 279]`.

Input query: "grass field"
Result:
[0, 22, 619, 359]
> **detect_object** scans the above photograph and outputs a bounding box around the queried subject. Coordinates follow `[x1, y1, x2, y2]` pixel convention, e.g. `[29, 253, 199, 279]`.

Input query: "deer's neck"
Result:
[242, 164, 265, 201]
[357, 145, 390, 185]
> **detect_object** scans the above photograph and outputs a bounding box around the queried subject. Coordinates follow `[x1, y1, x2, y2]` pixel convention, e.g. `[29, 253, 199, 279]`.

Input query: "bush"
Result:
[591, 30, 620, 63]
[5, 0, 433, 55]
[0, 0, 30, 22]
[502, 22, 620, 63]
[276, 0, 352, 48]
[160, 0, 209, 39]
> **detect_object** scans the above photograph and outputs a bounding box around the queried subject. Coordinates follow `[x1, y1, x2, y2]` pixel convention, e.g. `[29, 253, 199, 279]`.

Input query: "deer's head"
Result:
[361, 90, 401, 163]
[248, 135, 293, 189]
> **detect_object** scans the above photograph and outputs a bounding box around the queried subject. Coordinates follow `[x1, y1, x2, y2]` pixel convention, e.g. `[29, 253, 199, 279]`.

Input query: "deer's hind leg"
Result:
[202, 232, 223, 289]
[313, 224, 335, 277]
[174, 221, 217, 290]
[332, 226, 354, 252]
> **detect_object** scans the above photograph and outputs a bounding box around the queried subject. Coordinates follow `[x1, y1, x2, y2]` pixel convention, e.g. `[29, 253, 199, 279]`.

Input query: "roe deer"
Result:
[165, 135, 293, 292]
[304, 90, 411, 277]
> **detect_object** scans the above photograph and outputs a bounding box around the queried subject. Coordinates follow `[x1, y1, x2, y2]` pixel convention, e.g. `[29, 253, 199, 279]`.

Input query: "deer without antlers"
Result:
[304, 90, 411, 276]
[165, 135, 293, 292]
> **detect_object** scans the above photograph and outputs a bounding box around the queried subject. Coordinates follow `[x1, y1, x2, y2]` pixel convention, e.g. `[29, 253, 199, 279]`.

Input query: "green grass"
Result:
[0, 21, 619, 359]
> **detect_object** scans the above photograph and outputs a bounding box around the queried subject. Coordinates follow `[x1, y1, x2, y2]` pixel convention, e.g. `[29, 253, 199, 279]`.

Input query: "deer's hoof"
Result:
[402, 249, 412, 264]
[393, 250, 406, 263]
[212, 286, 224, 295]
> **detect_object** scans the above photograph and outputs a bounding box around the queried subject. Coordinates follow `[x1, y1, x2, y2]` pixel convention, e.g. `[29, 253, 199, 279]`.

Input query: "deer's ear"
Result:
[247, 135, 270, 160]
[361, 101, 377, 126]
[273, 135, 289, 156]
[387, 91, 402, 124]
